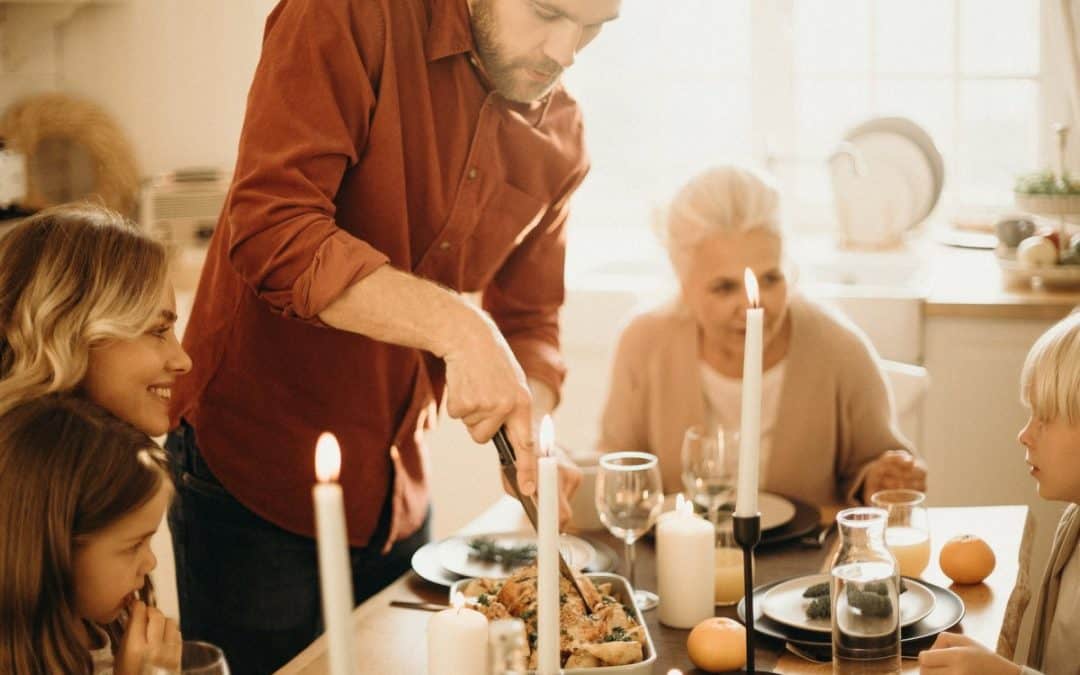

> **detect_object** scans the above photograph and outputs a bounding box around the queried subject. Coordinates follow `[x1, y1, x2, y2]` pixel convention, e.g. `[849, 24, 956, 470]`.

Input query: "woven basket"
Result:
[0, 93, 139, 217]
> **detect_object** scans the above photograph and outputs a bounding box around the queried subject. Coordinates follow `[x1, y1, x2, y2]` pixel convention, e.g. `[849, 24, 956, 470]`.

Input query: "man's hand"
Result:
[443, 312, 537, 492]
[497, 435, 583, 528]
[116, 601, 182, 675]
[554, 449, 582, 529]
[862, 450, 927, 501]
[917, 632, 1021, 674]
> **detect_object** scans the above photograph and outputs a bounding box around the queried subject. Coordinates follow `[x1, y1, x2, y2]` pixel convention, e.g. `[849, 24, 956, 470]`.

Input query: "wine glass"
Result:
[870, 489, 931, 578]
[680, 425, 737, 528]
[595, 451, 664, 610]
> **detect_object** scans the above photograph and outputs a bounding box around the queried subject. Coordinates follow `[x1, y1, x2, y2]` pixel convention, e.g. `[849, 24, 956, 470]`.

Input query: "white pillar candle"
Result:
[735, 268, 763, 518]
[537, 416, 560, 674]
[657, 494, 716, 628]
[427, 592, 490, 675]
[313, 432, 355, 675]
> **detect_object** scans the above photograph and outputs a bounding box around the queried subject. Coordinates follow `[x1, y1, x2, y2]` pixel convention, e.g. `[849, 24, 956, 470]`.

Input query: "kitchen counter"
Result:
[167, 232, 1080, 323]
[923, 242, 1080, 320]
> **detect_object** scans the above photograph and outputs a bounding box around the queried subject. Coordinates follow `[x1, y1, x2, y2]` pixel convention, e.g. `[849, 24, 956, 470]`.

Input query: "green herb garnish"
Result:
[467, 537, 537, 568]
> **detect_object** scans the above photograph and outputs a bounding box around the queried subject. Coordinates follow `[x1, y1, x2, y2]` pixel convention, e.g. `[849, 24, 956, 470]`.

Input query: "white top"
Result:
[699, 359, 787, 486]
[88, 623, 114, 675]
[1042, 537, 1080, 674]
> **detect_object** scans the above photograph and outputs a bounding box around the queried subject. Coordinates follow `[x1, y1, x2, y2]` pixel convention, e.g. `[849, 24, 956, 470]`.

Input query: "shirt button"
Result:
[439, 241, 452, 251]
[467, 167, 479, 180]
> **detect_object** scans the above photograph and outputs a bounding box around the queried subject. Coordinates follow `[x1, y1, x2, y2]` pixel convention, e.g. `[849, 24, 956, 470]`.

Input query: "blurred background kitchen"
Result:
[1, 0, 1077, 662]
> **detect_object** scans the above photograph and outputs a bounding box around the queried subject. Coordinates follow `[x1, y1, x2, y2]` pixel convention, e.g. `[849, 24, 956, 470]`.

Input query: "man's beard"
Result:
[471, 0, 562, 103]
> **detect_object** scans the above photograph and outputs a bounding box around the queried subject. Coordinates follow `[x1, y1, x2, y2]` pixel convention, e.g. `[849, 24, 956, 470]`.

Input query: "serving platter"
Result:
[450, 572, 657, 675]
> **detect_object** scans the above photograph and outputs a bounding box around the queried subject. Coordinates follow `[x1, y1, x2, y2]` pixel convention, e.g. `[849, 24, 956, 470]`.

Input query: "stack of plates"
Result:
[738, 573, 965, 652]
[661, 492, 821, 547]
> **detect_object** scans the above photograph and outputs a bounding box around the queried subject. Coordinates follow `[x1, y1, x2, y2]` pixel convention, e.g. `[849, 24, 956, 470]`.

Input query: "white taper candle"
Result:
[537, 416, 560, 674]
[735, 268, 763, 517]
[313, 432, 355, 675]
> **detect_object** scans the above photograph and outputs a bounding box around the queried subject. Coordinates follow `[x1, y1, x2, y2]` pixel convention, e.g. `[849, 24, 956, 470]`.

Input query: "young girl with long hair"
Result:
[0, 202, 191, 435]
[0, 395, 180, 674]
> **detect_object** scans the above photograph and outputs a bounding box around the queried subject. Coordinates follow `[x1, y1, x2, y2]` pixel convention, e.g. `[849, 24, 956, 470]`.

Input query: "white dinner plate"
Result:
[662, 492, 797, 531]
[436, 532, 596, 579]
[845, 117, 944, 227]
[761, 573, 936, 633]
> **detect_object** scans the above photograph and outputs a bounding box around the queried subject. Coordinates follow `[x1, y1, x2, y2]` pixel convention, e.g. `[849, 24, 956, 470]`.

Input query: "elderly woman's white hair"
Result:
[653, 165, 784, 281]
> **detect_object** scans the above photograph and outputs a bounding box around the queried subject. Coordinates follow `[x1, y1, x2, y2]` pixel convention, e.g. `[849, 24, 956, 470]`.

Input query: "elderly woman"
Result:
[597, 165, 926, 507]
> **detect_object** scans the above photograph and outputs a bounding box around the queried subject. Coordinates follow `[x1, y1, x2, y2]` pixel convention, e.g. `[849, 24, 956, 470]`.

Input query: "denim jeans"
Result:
[166, 421, 430, 675]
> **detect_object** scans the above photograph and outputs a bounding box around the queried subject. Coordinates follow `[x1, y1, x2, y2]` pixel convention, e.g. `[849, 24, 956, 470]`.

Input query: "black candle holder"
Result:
[728, 513, 777, 675]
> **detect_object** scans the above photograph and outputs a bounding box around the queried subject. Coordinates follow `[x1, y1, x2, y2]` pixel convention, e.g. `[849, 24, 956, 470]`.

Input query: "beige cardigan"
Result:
[597, 294, 912, 508]
[1024, 503, 1080, 674]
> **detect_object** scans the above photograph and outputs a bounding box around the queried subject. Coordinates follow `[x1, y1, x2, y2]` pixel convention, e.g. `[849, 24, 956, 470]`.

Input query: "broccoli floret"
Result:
[802, 581, 830, 598]
[805, 596, 831, 620]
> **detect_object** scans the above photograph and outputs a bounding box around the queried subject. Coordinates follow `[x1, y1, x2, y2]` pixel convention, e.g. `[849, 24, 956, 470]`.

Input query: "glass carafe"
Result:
[831, 507, 901, 674]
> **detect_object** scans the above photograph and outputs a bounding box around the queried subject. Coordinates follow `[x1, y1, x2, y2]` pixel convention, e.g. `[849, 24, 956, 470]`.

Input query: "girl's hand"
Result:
[918, 632, 1022, 675]
[116, 601, 182, 675]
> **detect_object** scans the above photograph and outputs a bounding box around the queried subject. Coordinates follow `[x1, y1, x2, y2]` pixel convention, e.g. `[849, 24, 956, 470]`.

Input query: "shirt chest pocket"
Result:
[457, 180, 546, 290]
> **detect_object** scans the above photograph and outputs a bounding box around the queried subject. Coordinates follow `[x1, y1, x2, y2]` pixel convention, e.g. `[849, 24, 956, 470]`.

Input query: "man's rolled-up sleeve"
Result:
[482, 162, 590, 406]
[224, 0, 389, 323]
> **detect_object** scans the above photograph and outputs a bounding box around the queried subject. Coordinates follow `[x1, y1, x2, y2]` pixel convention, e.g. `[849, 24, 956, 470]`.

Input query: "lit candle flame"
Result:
[744, 268, 760, 308]
[451, 591, 466, 610]
[667, 670, 685, 675]
[675, 493, 694, 517]
[315, 432, 341, 483]
[539, 414, 555, 458]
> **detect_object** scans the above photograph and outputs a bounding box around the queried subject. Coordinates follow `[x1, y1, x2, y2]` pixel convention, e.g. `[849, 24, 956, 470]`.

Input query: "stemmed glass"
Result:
[680, 424, 737, 529]
[595, 451, 664, 610]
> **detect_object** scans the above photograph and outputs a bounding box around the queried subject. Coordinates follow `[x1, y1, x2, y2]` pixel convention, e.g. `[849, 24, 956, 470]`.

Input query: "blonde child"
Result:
[0, 395, 180, 674]
[0, 203, 191, 435]
[920, 312, 1080, 674]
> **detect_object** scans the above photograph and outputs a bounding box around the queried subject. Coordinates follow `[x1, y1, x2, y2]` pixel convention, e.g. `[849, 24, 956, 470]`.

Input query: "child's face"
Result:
[1018, 414, 1080, 502]
[72, 481, 171, 625]
[82, 283, 192, 436]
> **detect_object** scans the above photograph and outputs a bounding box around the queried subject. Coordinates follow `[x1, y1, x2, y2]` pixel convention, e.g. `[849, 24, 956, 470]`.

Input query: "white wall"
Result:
[2, 0, 277, 175]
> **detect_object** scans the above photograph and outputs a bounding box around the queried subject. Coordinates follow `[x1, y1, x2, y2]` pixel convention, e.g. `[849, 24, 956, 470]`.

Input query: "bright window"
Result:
[562, 0, 1047, 277]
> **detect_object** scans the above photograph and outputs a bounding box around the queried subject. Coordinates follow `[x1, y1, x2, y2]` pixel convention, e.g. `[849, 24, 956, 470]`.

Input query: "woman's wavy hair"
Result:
[0, 203, 168, 417]
[0, 395, 169, 674]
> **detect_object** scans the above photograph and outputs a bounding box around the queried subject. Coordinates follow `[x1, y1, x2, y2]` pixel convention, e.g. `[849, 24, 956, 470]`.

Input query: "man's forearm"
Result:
[317, 265, 483, 357]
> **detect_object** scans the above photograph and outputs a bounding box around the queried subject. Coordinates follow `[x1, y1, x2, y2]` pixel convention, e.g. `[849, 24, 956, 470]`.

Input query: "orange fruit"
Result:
[687, 617, 746, 672]
[939, 534, 996, 584]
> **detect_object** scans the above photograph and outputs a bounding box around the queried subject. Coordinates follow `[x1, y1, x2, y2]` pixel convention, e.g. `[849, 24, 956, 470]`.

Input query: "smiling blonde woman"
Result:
[0, 203, 191, 435]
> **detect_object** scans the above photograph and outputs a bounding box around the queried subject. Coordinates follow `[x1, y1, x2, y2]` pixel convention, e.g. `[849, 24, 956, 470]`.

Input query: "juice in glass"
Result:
[714, 547, 745, 605]
[885, 526, 931, 577]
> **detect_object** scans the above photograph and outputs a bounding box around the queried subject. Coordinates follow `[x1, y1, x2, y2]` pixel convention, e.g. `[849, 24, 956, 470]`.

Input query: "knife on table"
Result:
[493, 427, 594, 614]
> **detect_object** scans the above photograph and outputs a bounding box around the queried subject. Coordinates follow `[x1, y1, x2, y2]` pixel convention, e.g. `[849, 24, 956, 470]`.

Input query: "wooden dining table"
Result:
[278, 497, 1033, 674]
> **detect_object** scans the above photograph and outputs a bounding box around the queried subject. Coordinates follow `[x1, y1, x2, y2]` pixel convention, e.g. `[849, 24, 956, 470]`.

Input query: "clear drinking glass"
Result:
[831, 507, 901, 674]
[596, 451, 664, 610]
[713, 516, 746, 607]
[142, 641, 230, 675]
[680, 425, 737, 528]
[871, 489, 931, 578]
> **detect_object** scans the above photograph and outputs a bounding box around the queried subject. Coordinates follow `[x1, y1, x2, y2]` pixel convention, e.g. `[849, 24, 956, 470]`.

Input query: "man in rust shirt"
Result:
[166, 0, 621, 671]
